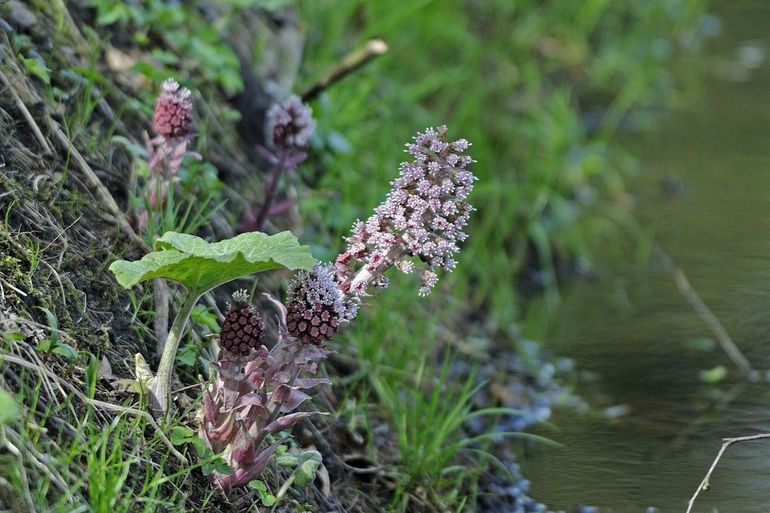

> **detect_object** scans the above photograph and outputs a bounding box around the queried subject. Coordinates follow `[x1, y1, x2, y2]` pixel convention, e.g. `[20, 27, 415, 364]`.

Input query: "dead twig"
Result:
[0, 70, 53, 156]
[302, 39, 388, 102]
[686, 432, 770, 513]
[656, 245, 753, 375]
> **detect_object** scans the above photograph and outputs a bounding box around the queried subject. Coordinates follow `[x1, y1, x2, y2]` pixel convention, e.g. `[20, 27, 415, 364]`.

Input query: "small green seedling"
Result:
[35, 307, 78, 361]
[272, 449, 323, 503]
[247, 480, 277, 507]
[170, 425, 231, 476]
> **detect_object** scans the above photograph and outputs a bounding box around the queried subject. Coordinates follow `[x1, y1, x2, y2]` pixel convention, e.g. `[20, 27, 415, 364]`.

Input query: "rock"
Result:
[6, 1, 37, 30]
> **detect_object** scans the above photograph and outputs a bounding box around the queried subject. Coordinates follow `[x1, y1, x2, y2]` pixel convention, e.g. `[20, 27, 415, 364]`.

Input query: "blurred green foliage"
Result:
[87, 0, 244, 94]
[301, 0, 704, 322]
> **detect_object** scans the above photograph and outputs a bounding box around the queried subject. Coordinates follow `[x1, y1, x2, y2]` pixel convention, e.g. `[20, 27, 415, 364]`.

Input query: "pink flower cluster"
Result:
[286, 265, 358, 345]
[151, 79, 193, 138]
[336, 125, 476, 296]
[198, 126, 475, 492]
[135, 79, 201, 232]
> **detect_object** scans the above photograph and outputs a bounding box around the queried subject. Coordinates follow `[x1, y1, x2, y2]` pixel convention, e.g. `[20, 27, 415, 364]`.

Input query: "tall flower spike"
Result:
[286, 264, 357, 345]
[265, 95, 315, 149]
[337, 125, 476, 296]
[152, 78, 194, 139]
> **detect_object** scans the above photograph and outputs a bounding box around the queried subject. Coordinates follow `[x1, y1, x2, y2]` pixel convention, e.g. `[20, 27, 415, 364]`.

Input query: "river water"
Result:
[523, 2, 770, 511]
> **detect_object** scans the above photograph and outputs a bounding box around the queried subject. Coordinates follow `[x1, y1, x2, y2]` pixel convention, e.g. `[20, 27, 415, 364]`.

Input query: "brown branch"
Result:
[686, 432, 770, 513]
[656, 245, 753, 375]
[301, 39, 389, 102]
[0, 70, 53, 156]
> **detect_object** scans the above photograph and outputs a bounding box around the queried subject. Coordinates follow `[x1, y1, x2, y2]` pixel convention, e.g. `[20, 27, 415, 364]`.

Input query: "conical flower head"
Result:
[220, 290, 264, 357]
[152, 79, 193, 138]
[286, 265, 356, 345]
[338, 125, 476, 296]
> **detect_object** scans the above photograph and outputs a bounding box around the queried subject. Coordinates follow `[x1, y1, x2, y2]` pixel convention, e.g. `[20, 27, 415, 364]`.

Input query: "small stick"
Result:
[685, 432, 770, 513]
[656, 245, 753, 375]
[0, 352, 187, 464]
[301, 39, 388, 102]
[0, 70, 53, 156]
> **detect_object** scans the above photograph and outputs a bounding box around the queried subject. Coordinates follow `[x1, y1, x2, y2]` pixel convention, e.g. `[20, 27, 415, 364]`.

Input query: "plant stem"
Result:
[150, 290, 200, 416]
[253, 154, 286, 232]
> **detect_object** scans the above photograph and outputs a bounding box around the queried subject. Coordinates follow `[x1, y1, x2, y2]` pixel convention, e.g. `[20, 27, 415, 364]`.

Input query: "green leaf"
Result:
[275, 453, 298, 468]
[109, 231, 316, 294]
[699, 365, 728, 384]
[191, 304, 220, 333]
[248, 480, 268, 493]
[51, 343, 78, 361]
[190, 436, 206, 455]
[294, 451, 322, 488]
[248, 479, 277, 506]
[22, 58, 50, 84]
[176, 343, 197, 367]
[36, 338, 53, 353]
[210, 456, 232, 475]
[170, 426, 196, 445]
[0, 389, 18, 426]
[260, 492, 276, 507]
[38, 307, 59, 344]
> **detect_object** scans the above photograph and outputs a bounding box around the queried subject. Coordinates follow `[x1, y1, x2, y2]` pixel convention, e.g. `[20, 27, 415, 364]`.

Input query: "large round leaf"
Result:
[109, 231, 316, 294]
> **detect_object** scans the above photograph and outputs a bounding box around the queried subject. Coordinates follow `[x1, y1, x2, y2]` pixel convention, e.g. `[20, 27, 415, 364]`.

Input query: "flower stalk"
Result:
[149, 291, 201, 415]
[240, 96, 315, 232]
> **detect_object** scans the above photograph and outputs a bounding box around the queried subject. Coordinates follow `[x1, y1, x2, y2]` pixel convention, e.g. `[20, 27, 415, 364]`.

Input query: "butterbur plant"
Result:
[110, 125, 476, 493]
[199, 287, 342, 491]
[240, 95, 316, 232]
[109, 231, 317, 414]
[135, 79, 202, 232]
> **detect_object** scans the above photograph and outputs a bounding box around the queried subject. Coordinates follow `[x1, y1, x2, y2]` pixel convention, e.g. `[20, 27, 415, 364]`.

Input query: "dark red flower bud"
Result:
[220, 290, 264, 357]
[286, 265, 356, 345]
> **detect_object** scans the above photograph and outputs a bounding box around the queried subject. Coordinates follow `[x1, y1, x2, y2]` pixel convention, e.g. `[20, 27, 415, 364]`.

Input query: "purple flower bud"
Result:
[152, 79, 193, 138]
[286, 264, 356, 345]
[219, 290, 265, 357]
[265, 95, 315, 149]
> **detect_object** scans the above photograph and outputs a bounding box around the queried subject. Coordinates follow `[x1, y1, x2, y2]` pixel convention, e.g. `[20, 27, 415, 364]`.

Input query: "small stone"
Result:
[7, 1, 37, 30]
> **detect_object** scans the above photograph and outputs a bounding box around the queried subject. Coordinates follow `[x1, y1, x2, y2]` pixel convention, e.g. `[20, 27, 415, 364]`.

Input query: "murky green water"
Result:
[524, 2, 770, 511]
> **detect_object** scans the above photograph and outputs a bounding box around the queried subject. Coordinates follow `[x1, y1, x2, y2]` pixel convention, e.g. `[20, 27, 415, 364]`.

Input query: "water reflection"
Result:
[524, 1, 770, 511]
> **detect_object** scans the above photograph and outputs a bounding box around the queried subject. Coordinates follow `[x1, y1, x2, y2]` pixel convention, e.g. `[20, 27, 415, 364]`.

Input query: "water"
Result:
[523, 2, 770, 511]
